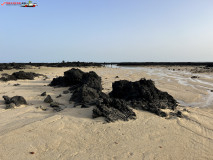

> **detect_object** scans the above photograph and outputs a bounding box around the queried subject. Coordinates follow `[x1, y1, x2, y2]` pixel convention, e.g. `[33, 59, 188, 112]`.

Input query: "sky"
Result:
[0, 0, 213, 62]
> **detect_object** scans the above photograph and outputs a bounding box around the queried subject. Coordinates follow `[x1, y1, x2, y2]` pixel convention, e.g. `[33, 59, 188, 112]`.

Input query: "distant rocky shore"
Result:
[0, 62, 103, 71]
[1, 62, 213, 73]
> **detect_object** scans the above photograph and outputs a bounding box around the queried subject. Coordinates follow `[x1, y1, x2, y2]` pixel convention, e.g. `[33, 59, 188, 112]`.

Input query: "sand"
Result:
[0, 66, 213, 160]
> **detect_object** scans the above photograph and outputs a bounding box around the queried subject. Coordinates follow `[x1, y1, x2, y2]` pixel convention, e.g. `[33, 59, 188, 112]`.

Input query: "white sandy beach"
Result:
[0, 66, 213, 160]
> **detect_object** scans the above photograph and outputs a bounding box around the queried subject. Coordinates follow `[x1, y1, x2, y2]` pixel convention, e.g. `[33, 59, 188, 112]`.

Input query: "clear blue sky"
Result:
[0, 0, 213, 62]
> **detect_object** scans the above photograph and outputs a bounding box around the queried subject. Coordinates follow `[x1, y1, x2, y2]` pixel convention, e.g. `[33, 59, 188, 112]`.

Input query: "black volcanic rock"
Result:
[82, 71, 102, 91]
[3, 95, 27, 107]
[93, 98, 136, 122]
[41, 92, 47, 96]
[191, 76, 199, 79]
[0, 75, 16, 81]
[109, 79, 177, 116]
[3, 96, 11, 104]
[50, 69, 180, 122]
[50, 102, 64, 112]
[70, 85, 100, 104]
[63, 90, 69, 94]
[50, 69, 102, 91]
[12, 71, 37, 80]
[6, 103, 16, 109]
[0, 71, 43, 81]
[50, 69, 84, 87]
[64, 69, 84, 85]
[44, 95, 53, 103]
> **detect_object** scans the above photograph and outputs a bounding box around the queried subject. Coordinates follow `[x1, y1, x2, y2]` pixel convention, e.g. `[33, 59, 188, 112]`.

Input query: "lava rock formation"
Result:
[50, 68, 180, 122]
[0, 71, 43, 81]
[3, 95, 27, 108]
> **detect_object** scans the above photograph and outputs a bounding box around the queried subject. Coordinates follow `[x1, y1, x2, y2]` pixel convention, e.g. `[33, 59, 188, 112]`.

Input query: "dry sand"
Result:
[0, 66, 213, 160]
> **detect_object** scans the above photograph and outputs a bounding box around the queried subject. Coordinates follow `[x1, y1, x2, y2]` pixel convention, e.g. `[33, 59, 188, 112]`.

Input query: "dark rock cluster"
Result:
[50, 69, 180, 122]
[0, 63, 25, 71]
[70, 85, 100, 104]
[109, 79, 177, 117]
[50, 69, 102, 91]
[3, 95, 27, 109]
[0, 62, 102, 71]
[0, 71, 44, 81]
[93, 97, 136, 122]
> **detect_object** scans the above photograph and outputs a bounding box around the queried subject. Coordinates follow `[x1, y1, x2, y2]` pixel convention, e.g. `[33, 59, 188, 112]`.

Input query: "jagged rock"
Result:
[68, 84, 82, 91]
[115, 76, 119, 78]
[44, 95, 53, 103]
[64, 68, 84, 85]
[70, 85, 100, 104]
[81, 71, 102, 91]
[3, 95, 27, 107]
[41, 92, 46, 96]
[109, 79, 177, 112]
[50, 69, 180, 122]
[50, 69, 84, 87]
[50, 69, 102, 91]
[93, 98, 136, 122]
[49, 76, 65, 86]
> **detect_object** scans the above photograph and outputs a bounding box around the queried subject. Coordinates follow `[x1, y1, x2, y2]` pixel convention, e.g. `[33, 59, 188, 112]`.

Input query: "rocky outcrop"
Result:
[50, 69, 102, 91]
[0, 71, 43, 81]
[70, 85, 100, 105]
[109, 79, 177, 116]
[93, 98, 136, 122]
[3, 95, 27, 108]
[50, 69, 180, 122]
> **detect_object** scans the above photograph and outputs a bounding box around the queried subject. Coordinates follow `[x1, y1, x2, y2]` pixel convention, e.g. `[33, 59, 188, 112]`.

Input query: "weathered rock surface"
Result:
[93, 98, 136, 122]
[3, 95, 27, 108]
[0, 71, 43, 81]
[50, 102, 65, 112]
[6, 103, 16, 109]
[63, 90, 69, 94]
[44, 95, 53, 103]
[70, 85, 100, 104]
[109, 79, 177, 110]
[50, 69, 180, 122]
[49, 69, 102, 91]
[41, 92, 46, 96]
